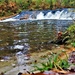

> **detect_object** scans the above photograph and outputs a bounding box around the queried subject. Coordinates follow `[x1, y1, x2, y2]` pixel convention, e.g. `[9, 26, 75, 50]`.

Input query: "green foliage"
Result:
[17, 9, 22, 13]
[59, 59, 70, 69]
[33, 53, 57, 72]
[68, 24, 75, 33]
[49, 0, 53, 9]
[67, 24, 75, 43]
[62, 0, 69, 6]
[71, 42, 75, 47]
[35, 0, 42, 5]
[5, 0, 9, 4]
[0, 0, 75, 17]
[58, 24, 75, 45]
[33, 51, 70, 72]
[0, 11, 5, 16]
[34, 62, 52, 72]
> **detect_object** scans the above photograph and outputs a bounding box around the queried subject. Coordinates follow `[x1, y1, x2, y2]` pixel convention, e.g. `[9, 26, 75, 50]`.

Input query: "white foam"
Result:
[36, 12, 45, 19]
[0, 9, 74, 22]
[0, 18, 19, 22]
[36, 10, 73, 20]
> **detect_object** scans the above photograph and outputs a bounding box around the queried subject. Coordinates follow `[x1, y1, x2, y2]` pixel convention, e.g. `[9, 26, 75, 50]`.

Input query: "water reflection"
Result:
[0, 20, 73, 53]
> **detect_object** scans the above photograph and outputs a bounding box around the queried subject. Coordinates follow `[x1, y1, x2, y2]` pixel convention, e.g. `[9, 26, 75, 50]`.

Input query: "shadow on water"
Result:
[0, 19, 73, 54]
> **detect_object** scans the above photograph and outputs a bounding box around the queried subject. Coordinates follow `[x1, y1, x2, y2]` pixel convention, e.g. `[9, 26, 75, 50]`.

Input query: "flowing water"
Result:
[0, 8, 75, 53]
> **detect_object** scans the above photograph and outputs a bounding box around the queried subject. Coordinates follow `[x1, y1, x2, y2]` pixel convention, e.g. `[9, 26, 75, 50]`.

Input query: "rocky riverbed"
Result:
[0, 45, 75, 75]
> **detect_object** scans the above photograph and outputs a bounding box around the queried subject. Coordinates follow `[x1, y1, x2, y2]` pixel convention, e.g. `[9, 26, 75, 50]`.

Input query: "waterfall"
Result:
[59, 10, 72, 20]
[36, 12, 45, 19]
[0, 8, 75, 22]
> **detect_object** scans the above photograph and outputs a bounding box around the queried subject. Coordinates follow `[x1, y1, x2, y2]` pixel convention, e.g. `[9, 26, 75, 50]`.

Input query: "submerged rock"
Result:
[20, 14, 29, 20]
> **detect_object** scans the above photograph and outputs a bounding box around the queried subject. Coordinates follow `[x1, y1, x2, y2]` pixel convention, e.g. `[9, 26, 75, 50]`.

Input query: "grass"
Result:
[32, 46, 75, 73]
[33, 52, 70, 72]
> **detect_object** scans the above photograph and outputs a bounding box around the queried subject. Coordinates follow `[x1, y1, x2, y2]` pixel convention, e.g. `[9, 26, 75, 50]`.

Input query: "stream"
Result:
[0, 8, 75, 54]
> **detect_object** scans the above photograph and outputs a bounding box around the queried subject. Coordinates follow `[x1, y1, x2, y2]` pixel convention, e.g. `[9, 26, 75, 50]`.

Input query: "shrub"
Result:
[67, 24, 75, 43]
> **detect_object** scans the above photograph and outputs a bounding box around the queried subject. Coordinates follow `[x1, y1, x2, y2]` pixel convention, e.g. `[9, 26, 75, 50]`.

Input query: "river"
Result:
[0, 8, 75, 54]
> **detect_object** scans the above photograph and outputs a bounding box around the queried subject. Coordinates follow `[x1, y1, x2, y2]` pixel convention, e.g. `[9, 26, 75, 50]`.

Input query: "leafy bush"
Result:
[67, 24, 75, 44]
[71, 42, 75, 47]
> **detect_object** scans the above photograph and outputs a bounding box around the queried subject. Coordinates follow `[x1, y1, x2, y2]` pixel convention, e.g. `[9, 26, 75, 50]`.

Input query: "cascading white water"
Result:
[36, 11, 62, 20]
[36, 10, 73, 20]
[45, 10, 64, 19]
[0, 18, 19, 22]
[36, 12, 45, 19]
[45, 12, 52, 19]
[59, 11, 72, 20]
[0, 9, 75, 22]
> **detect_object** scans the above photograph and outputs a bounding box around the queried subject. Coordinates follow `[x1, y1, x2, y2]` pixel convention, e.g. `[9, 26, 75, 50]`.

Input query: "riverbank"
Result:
[0, 45, 75, 75]
[0, 13, 17, 20]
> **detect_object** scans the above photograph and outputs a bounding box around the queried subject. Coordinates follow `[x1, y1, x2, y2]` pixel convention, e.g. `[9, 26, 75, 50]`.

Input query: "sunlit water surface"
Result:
[0, 19, 73, 54]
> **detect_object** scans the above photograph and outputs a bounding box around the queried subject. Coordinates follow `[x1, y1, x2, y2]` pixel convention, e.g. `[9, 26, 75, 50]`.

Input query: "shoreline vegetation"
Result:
[0, 0, 75, 19]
